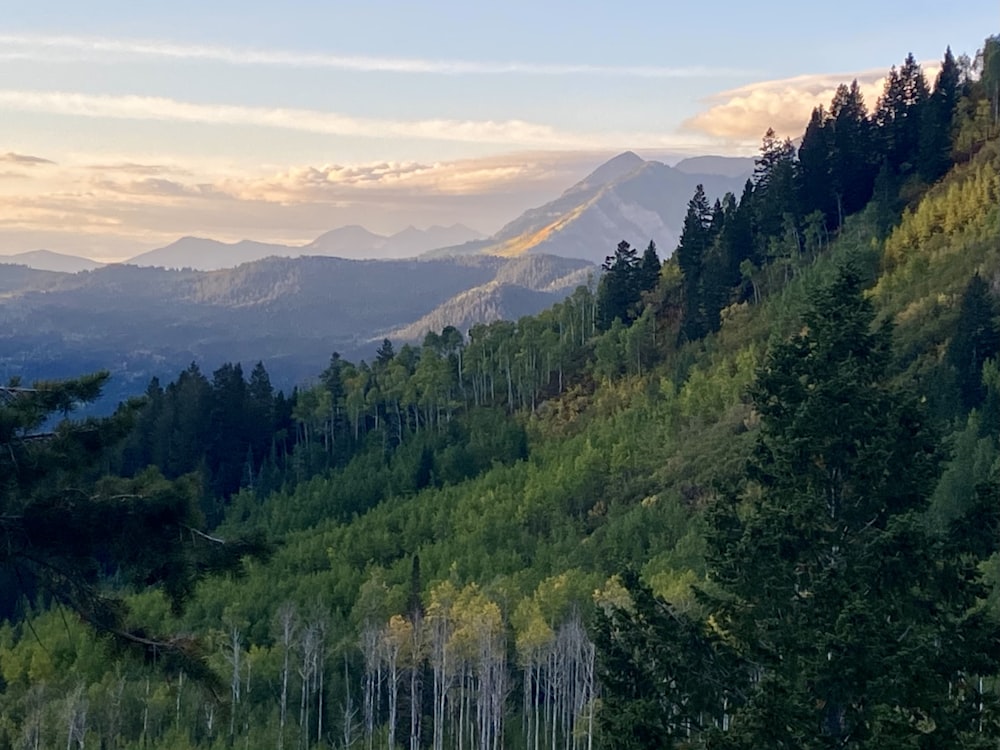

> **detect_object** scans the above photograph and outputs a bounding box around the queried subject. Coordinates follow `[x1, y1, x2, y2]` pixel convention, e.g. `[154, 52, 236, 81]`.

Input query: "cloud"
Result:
[0, 151, 55, 166]
[0, 149, 618, 256]
[0, 32, 747, 78]
[0, 89, 608, 148]
[85, 161, 191, 176]
[683, 65, 940, 141]
[225, 152, 611, 205]
[90, 176, 206, 199]
[0, 89, 730, 152]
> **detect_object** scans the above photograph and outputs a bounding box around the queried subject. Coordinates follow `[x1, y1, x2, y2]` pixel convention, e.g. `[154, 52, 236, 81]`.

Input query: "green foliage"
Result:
[704, 267, 1000, 747]
[0, 38, 997, 750]
[0, 373, 267, 686]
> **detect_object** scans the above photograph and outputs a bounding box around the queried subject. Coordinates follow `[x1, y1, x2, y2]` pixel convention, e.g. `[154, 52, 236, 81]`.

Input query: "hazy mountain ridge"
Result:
[444, 153, 751, 265]
[1, 250, 105, 273]
[122, 223, 485, 271]
[387, 255, 594, 341]
[0, 253, 593, 404]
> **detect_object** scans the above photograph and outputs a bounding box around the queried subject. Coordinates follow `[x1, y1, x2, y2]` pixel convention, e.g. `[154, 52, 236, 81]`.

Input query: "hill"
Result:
[0, 253, 593, 403]
[0, 249, 105, 273]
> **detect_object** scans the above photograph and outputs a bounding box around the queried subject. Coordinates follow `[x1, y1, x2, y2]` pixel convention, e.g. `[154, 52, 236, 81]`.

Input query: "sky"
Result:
[0, 1, 995, 261]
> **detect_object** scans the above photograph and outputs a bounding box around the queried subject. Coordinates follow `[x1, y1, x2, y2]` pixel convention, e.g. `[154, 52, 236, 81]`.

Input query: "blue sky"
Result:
[0, 1, 995, 259]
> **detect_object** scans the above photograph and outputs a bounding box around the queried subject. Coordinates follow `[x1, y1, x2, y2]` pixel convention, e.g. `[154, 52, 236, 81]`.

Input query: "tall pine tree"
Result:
[703, 266, 1000, 748]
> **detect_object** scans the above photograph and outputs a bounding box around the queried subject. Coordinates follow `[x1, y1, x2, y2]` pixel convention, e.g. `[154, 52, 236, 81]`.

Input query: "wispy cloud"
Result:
[0, 151, 55, 166]
[0, 89, 720, 151]
[0, 32, 746, 78]
[85, 161, 191, 176]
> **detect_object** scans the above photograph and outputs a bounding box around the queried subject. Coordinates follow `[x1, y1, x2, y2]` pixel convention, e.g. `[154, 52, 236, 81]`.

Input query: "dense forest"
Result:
[1, 36, 999, 749]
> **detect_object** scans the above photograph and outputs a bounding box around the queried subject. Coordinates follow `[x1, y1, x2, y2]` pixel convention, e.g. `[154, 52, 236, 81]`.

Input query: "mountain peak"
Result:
[566, 151, 647, 196]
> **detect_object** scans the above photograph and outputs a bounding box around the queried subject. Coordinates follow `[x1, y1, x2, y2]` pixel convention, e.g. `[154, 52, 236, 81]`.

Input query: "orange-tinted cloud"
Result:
[683, 64, 940, 142]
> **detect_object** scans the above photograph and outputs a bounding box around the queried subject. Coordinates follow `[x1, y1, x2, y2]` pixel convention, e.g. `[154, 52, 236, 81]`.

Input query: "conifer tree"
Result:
[676, 185, 714, 341]
[637, 240, 662, 294]
[597, 240, 641, 328]
[0, 372, 266, 680]
[919, 47, 961, 183]
[947, 273, 1000, 412]
[703, 266, 1000, 747]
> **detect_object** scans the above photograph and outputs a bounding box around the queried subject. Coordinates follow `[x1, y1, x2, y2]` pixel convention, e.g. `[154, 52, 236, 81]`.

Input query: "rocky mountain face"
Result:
[426, 151, 751, 265]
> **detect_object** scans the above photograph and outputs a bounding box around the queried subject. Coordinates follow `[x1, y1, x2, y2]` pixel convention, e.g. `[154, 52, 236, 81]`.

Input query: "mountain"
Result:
[126, 237, 292, 270]
[387, 254, 593, 341]
[126, 224, 487, 270]
[464, 153, 748, 265]
[0, 253, 593, 407]
[2, 250, 105, 273]
[383, 224, 484, 257]
[302, 225, 384, 259]
[304, 223, 484, 260]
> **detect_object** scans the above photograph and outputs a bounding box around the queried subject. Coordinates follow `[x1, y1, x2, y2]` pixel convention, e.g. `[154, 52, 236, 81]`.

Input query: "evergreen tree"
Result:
[676, 185, 714, 341]
[947, 273, 1000, 412]
[919, 47, 961, 183]
[703, 266, 1000, 747]
[830, 80, 875, 219]
[752, 129, 799, 260]
[0, 372, 266, 680]
[376, 338, 396, 367]
[637, 240, 662, 294]
[875, 54, 929, 175]
[797, 106, 836, 226]
[594, 571, 732, 750]
[597, 240, 641, 328]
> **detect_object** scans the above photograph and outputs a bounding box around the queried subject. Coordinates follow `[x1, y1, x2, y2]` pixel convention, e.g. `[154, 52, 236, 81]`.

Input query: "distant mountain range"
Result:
[0, 150, 753, 410]
[1, 152, 752, 273]
[123, 224, 485, 271]
[0, 253, 592, 408]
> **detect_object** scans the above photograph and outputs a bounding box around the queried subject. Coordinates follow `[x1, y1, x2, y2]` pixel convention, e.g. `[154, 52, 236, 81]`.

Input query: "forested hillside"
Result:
[1, 38, 999, 750]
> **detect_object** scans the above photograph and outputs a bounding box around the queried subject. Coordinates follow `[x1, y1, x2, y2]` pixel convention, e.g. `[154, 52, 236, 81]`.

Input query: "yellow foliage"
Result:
[883, 147, 1000, 271]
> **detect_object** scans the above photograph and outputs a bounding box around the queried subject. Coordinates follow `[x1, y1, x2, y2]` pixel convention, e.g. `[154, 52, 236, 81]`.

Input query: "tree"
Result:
[797, 106, 835, 226]
[676, 185, 715, 341]
[875, 54, 929, 175]
[947, 273, 1000, 412]
[637, 240, 661, 295]
[594, 570, 731, 750]
[919, 47, 961, 182]
[703, 266, 1000, 747]
[0, 372, 267, 683]
[830, 80, 875, 219]
[751, 129, 799, 263]
[597, 240, 641, 328]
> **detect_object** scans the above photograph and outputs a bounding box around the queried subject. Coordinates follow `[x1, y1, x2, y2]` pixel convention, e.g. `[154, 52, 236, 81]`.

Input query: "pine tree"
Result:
[797, 106, 835, 226]
[0, 372, 267, 681]
[703, 266, 1000, 747]
[637, 240, 662, 294]
[597, 240, 642, 328]
[594, 571, 732, 750]
[947, 273, 1000, 412]
[676, 185, 714, 341]
[830, 80, 875, 219]
[919, 47, 961, 183]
